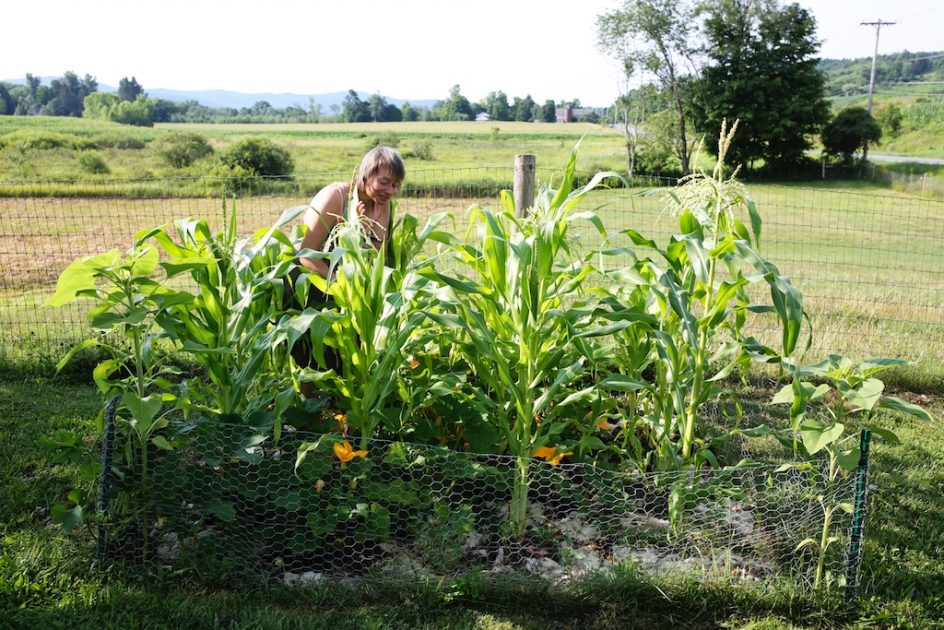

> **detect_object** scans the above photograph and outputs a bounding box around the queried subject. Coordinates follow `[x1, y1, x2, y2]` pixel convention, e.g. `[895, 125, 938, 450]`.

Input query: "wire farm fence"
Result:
[98, 418, 858, 593]
[1, 167, 942, 380]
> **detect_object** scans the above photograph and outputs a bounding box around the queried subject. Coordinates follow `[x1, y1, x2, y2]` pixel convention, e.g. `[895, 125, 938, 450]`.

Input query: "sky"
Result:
[2, 0, 942, 107]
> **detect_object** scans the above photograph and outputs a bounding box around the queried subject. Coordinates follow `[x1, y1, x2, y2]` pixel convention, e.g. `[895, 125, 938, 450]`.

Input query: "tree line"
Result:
[0, 74, 587, 126]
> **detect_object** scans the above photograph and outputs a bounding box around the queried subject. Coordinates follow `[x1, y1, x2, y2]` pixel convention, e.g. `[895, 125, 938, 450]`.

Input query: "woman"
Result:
[298, 145, 404, 278]
[288, 146, 405, 391]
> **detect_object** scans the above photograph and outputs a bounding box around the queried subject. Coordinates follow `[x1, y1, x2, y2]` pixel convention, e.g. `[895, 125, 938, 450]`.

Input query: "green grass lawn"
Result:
[1, 368, 942, 629]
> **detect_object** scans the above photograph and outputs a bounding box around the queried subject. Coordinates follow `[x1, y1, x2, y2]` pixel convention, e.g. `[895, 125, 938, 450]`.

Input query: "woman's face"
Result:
[363, 168, 401, 205]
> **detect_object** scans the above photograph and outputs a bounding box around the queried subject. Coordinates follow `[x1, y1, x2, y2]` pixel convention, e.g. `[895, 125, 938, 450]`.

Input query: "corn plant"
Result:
[295, 189, 452, 449]
[599, 122, 806, 469]
[150, 201, 304, 425]
[773, 354, 934, 588]
[423, 145, 631, 538]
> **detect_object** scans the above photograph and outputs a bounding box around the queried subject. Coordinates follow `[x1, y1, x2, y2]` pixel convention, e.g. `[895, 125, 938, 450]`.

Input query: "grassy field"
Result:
[1, 116, 941, 194]
[0, 116, 628, 185]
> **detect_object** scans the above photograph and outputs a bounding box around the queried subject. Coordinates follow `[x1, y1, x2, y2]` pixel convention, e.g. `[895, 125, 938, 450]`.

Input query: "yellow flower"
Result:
[548, 451, 573, 466]
[409, 357, 421, 369]
[333, 440, 367, 464]
[533, 446, 572, 466]
[334, 413, 347, 432]
[597, 419, 616, 431]
[532, 446, 556, 460]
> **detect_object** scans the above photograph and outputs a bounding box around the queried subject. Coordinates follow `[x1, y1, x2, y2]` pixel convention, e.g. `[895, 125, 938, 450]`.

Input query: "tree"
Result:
[437, 85, 474, 121]
[611, 65, 649, 177]
[110, 96, 156, 127]
[250, 100, 273, 116]
[151, 98, 181, 123]
[42, 71, 92, 117]
[696, 0, 829, 171]
[481, 91, 512, 121]
[368, 93, 388, 122]
[341, 90, 370, 122]
[514, 95, 536, 122]
[875, 102, 902, 139]
[118, 76, 144, 102]
[0, 84, 14, 115]
[597, 0, 702, 175]
[366, 93, 402, 122]
[306, 98, 323, 122]
[82, 92, 120, 120]
[821, 107, 881, 164]
[538, 100, 556, 122]
[401, 101, 420, 122]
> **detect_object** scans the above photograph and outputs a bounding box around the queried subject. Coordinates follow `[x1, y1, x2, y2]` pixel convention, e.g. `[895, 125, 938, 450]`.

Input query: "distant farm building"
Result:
[475, 112, 492, 122]
[555, 106, 596, 123]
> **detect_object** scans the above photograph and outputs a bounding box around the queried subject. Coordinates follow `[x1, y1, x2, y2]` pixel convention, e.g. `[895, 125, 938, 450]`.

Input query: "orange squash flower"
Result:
[533, 446, 572, 466]
[333, 440, 367, 465]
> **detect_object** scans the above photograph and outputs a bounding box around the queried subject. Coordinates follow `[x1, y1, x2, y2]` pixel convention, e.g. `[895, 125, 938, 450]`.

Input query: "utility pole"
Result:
[860, 19, 895, 161]
[861, 19, 896, 113]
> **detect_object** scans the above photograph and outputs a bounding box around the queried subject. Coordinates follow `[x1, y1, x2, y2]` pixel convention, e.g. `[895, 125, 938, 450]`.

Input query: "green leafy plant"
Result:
[599, 121, 806, 470]
[45, 233, 181, 554]
[425, 143, 630, 538]
[76, 150, 110, 174]
[773, 354, 934, 588]
[151, 201, 303, 425]
[295, 188, 451, 449]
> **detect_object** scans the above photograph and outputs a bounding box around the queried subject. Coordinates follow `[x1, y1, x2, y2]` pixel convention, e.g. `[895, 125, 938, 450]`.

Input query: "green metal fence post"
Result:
[844, 428, 871, 605]
[96, 396, 119, 563]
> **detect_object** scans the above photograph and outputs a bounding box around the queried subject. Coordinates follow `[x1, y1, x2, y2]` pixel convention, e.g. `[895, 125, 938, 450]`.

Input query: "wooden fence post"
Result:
[514, 154, 536, 219]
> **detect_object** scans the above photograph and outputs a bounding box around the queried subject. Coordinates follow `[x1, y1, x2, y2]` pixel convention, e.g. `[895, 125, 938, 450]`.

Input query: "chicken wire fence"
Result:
[1, 169, 942, 378]
[96, 413, 866, 595]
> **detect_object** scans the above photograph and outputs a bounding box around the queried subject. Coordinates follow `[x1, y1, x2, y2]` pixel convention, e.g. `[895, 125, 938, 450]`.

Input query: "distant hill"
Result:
[143, 88, 438, 111]
[819, 51, 944, 97]
[0, 77, 438, 110]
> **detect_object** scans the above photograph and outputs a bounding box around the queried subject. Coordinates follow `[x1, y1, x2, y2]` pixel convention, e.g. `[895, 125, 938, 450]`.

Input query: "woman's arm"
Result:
[298, 183, 346, 278]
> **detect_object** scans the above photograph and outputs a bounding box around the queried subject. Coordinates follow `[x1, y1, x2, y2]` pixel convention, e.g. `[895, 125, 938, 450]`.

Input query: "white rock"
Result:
[556, 513, 599, 544]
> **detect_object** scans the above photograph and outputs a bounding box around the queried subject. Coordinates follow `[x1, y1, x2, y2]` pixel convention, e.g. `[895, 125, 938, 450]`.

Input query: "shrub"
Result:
[157, 132, 215, 168]
[364, 132, 400, 151]
[406, 141, 434, 161]
[96, 134, 147, 150]
[0, 129, 93, 151]
[821, 107, 881, 163]
[76, 150, 110, 174]
[220, 138, 294, 177]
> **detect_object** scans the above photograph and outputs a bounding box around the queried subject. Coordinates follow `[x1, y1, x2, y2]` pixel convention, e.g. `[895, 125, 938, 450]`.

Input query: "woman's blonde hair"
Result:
[356, 146, 405, 188]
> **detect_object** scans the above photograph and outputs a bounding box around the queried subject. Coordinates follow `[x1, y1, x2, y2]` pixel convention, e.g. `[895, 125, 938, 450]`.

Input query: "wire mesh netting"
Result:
[1, 170, 942, 378]
[98, 420, 857, 591]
